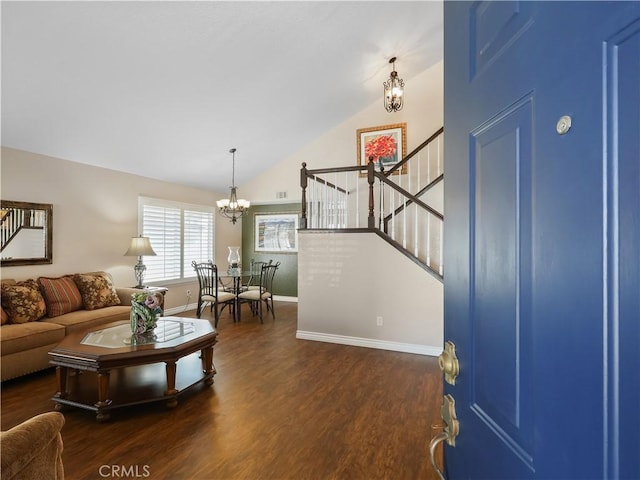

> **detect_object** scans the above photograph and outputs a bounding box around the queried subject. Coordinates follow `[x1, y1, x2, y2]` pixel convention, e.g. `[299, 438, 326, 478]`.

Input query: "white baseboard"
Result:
[273, 295, 298, 303]
[295, 330, 441, 356]
[164, 303, 198, 316]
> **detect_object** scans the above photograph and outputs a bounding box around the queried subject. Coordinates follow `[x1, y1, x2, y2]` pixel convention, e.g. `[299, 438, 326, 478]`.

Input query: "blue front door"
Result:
[443, 2, 639, 478]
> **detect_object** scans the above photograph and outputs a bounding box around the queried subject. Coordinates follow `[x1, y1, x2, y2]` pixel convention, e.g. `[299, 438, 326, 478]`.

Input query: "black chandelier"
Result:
[383, 56, 405, 113]
[216, 148, 250, 224]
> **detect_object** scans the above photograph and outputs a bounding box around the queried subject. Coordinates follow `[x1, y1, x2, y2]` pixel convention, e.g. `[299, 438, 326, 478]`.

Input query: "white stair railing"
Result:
[300, 127, 444, 278]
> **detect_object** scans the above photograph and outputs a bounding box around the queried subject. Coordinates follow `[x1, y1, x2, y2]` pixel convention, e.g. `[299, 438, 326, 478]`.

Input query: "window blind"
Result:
[139, 197, 214, 283]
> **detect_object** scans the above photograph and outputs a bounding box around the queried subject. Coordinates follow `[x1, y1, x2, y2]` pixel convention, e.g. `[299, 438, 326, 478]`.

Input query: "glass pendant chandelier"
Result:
[216, 148, 250, 224]
[383, 56, 405, 113]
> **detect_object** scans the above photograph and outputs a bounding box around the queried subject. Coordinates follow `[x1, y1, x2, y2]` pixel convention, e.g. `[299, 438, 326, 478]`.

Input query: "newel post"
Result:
[378, 163, 385, 230]
[367, 157, 375, 229]
[300, 162, 308, 229]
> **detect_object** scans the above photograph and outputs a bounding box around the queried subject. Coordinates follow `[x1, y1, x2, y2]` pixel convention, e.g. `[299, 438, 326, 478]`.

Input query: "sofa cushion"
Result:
[0, 280, 47, 324]
[43, 305, 131, 334]
[1, 306, 8, 325]
[38, 275, 83, 318]
[73, 272, 121, 310]
[0, 321, 66, 356]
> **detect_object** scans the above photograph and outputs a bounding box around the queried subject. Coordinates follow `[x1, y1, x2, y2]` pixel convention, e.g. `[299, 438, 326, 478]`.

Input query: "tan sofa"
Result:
[1, 412, 65, 480]
[0, 272, 139, 382]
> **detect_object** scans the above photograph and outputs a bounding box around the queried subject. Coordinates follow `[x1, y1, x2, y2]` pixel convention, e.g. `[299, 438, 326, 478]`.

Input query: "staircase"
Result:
[299, 127, 444, 280]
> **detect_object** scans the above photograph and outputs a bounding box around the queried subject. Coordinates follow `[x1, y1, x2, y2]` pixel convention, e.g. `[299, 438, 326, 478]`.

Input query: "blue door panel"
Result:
[606, 19, 640, 480]
[470, 1, 534, 79]
[443, 2, 640, 479]
[470, 96, 534, 461]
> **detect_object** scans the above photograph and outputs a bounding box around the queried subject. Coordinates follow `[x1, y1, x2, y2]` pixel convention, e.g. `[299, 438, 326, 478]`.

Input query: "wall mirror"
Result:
[1, 200, 53, 266]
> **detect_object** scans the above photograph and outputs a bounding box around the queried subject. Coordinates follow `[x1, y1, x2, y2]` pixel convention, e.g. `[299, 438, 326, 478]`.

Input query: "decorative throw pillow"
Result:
[0, 279, 47, 323]
[0, 306, 8, 325]
[73, 272, 121, 310]
[39, 275, 84, 317]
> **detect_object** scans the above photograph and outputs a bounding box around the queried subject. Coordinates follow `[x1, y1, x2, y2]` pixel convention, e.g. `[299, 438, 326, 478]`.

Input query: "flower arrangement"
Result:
[130, 292, 163, 334]
[364, 134, 397, 166]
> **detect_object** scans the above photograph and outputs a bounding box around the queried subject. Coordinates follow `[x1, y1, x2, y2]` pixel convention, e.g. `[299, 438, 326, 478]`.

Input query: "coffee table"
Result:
[49, 317, 217, 422]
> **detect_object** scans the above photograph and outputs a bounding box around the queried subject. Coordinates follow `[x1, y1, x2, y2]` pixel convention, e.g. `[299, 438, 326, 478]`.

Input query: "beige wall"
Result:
[297, 232, 443, 354]
[0, 147, 241, 311]
[1, 61, 443, 326]
[241, 61, 444, 204]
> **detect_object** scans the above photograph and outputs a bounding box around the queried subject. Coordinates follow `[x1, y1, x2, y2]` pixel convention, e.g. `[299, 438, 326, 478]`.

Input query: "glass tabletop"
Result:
[219, 268, 260, 278]
[81, 318, 197, 349]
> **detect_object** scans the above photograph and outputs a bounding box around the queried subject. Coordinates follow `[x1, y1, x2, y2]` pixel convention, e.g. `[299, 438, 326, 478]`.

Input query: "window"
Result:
[139, 197, 214, 283]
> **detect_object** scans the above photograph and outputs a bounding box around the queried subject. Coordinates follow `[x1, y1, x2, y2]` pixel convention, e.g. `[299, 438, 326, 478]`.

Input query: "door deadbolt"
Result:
[439, 341, 459, 385]
[556, 115, 572, 135]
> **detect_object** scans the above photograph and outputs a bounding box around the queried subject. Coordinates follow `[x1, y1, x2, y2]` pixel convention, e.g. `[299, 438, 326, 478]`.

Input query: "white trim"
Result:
[295, 330, 441, 356]
[164, 303, 199, 316]
[273, 295, 298, 303]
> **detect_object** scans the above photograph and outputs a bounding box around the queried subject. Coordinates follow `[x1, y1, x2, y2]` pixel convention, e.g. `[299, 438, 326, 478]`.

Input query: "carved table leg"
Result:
[202, 346, 215, 386]
[94, 371, 112, 422]
[53, 366, 69, 411]
[165, 361, 178, 408]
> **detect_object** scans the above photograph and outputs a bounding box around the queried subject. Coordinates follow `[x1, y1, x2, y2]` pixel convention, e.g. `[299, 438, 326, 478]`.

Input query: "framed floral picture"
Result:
[254, 213, 299, 253]
[356, 123, 407, 174]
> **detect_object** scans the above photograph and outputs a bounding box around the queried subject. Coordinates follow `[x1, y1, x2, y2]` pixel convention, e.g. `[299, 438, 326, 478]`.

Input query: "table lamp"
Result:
[124, 235, 157, 288]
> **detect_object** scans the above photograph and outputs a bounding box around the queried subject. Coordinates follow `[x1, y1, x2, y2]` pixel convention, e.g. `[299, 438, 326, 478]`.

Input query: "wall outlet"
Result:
[376, 316, 383, 326]
[186, 289, 191, 296]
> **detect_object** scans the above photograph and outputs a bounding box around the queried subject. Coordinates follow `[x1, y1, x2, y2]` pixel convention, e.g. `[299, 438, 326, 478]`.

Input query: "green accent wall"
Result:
[241, 203, 300, 297]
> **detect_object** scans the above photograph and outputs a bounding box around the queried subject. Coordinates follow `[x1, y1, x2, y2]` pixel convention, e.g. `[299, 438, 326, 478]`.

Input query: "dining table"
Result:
[218, 267, 260, 321]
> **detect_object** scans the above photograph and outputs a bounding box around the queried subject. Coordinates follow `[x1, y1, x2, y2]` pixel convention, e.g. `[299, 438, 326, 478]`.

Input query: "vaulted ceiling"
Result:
[1, 1, 443, 192]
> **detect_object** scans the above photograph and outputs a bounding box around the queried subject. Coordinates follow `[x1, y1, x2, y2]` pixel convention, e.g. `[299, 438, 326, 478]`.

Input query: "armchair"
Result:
[1, 412, 65, 480]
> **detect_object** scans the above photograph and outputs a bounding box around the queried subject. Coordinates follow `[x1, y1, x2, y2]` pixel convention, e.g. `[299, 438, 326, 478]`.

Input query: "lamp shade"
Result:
[124, 236, 157, 257]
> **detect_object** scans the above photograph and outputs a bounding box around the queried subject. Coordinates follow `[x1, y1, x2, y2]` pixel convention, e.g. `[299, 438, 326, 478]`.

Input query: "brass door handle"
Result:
[429, 432, 448, 480]
[428, 394, 459, 480]
[438, 341, 459, 385]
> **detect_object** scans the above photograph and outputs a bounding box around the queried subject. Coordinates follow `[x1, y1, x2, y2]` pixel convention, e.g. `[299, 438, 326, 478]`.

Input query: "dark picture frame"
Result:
[1, 200, 53, 266]
[254, 213, 299, 253]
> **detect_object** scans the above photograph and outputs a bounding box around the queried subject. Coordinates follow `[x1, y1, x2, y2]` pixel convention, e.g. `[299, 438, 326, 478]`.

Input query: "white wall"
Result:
[242, 61, 444, 204]
[297, 231, 443, 355]
[0, 147, 241, 310]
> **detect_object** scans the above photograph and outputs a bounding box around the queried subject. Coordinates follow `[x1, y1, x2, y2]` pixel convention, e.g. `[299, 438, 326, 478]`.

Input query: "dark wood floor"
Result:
[1, 302, 443, 480]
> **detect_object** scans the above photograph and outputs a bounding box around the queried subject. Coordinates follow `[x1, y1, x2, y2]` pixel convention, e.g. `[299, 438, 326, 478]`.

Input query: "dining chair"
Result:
[243, 260, 272, 291]
[237, 263, 278, 323]
[191, 261, 236, 327]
